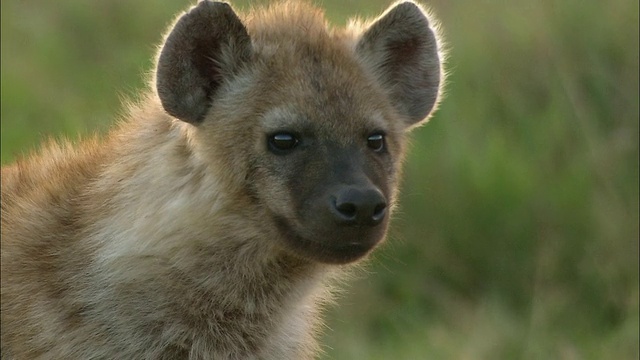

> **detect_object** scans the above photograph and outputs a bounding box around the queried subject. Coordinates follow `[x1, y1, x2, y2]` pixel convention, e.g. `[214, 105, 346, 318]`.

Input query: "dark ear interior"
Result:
[156, 1, 252, 123]
[357, 1, 443, 128]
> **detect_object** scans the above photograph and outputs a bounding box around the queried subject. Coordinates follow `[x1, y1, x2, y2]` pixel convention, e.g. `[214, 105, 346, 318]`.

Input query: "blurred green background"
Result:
[1, 0, 638, 359]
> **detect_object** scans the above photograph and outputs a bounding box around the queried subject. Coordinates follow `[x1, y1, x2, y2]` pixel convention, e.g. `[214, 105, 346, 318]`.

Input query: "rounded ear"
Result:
[356, 1, 444, 128]
[156, 1, 252, 124]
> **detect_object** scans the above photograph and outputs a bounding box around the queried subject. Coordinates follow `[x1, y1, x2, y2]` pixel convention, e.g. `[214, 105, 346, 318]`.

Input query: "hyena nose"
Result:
[332, 187, 387, 226]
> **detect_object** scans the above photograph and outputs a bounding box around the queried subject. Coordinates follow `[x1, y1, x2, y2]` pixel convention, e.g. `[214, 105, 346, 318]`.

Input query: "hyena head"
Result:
[155, 1, 444, 264]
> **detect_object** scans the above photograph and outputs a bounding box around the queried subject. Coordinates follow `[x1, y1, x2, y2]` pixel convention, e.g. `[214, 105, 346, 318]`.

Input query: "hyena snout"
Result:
[331, 186, 387, 227]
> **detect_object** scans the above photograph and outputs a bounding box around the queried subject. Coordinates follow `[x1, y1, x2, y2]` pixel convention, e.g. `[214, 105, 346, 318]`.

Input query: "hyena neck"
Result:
[86, 102, 330, 353]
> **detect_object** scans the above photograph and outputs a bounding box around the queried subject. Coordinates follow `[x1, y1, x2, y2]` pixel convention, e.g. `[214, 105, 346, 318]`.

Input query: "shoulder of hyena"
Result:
[1, 1, 445, 358]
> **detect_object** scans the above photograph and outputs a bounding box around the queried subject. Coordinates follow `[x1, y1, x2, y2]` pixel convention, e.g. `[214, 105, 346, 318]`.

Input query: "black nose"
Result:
[332, 187, 387, 226]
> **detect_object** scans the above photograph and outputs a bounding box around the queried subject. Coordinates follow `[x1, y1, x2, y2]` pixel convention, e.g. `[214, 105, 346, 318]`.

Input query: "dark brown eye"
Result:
[268, 133, 299, 153]
[367, 133, 385, 152]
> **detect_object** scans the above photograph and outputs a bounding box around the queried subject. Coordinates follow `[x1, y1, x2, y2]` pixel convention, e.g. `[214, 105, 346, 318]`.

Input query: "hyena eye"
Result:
[367, 133, 385, 152]
[268, 133, 299, 154]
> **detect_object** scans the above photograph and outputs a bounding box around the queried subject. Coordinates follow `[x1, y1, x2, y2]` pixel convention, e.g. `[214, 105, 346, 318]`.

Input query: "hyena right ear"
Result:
[156, 1, 252, 124]
[356, 1, 443, 129]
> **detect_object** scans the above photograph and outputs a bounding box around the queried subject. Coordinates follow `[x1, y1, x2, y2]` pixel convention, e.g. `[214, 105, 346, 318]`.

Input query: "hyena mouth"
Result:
[273, 215, 386, 264]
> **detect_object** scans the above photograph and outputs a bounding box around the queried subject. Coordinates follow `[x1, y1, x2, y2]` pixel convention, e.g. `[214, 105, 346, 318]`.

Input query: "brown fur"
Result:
[1, 1, 445, 359]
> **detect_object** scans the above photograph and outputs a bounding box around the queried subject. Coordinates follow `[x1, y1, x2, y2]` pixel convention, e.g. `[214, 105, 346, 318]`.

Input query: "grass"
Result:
[1, 0, 638, 358]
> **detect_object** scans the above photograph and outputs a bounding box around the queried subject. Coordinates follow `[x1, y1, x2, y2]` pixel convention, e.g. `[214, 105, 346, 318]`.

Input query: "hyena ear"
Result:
[356, 1, 443, 128]
[156, 1, 252, 124]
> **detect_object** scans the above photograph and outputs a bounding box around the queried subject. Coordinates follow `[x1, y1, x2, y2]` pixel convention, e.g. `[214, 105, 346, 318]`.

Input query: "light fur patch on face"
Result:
[259, 106, 304, 133]
[367, 110, 388, 132]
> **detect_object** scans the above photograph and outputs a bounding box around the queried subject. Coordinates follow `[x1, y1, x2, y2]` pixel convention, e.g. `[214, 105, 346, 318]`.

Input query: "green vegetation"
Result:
[2, 0, 637, 358]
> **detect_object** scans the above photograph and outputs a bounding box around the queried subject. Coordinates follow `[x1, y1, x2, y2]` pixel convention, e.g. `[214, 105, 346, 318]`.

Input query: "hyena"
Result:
[1, 0, 445, 358]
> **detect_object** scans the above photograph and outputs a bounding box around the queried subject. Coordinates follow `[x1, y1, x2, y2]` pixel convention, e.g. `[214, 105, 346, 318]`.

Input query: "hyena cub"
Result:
[1, 0, 445, 358]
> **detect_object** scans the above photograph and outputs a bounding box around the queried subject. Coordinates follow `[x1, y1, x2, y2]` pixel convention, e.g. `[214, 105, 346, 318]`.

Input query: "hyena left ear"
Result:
[156, 1, 252, 124]
[356, 1, 443, 128]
